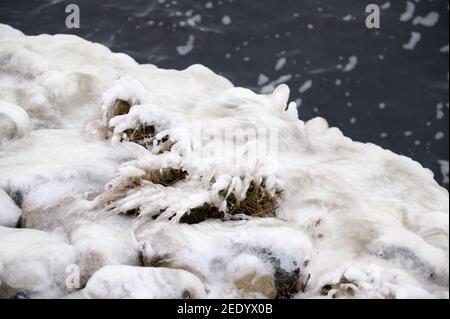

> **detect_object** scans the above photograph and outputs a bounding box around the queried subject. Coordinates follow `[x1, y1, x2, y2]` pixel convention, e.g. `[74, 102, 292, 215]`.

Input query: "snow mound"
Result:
[0, 226, 76, 298]
[136, 219, 312, 298]
[0, 189, 21, 227]
[0, 24, 448, 299]
[0, 100, 30, 142]
[73, 265, 206, 299]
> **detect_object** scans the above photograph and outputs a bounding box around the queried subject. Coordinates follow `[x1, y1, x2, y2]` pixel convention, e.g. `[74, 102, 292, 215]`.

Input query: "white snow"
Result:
[403, 32, 421, 50]
[0, 226, 76, 298]
[381, 2, 391, 10]
[177, 35, 195, 56]
[440, 45, 449, 53]
[435, 132, 445, 140]
[0, 100, 30, 142]
[275, 57, 287, 71]
[260, 74, 293, 94]
[342, 15, 354, 22]
[222, 16, 232, 26]
[343, 56, 358, 72]
[136, 219, 312, 298]
[298, 79, 313, 94]
[413, 12, 440, 27]
[438, 160, 449, 185]
[74, 266, 206, 299]
[257, 74, 270, 86]
[0, 189, 21, 228]
[0, 24, 448, 299]
[400, 1, 416, 22]
[436, 103, 445, 120]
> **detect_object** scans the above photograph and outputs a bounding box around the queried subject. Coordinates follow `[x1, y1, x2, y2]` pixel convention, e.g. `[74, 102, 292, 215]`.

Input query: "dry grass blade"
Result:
[225, 182, 280, 218]
[144, 168, 187, 187]
[180, 203, 224, 224]
[180, 182, 281, 225]
[122, 125, 156, 149]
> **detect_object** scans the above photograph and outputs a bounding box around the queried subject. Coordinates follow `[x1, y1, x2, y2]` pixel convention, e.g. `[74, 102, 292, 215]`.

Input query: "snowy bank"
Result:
[0, 24, 448, 299]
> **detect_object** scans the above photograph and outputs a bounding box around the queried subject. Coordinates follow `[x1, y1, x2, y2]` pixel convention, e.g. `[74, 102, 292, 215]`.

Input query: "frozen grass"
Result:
[97, 168, 187, 212]
[122, 125, 156, 150]
[144, 168, 187, 187]
[0, 24, 448, 299]
[222, 182, 280, 218]
[180, 182, 281, 224]
[180, 203, 223, 224]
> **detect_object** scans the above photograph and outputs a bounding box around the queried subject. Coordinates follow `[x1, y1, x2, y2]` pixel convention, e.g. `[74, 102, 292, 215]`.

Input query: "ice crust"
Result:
[68, 265, 207, 299]
[0, 24, 448, 299]
[0, 189, 21, 227]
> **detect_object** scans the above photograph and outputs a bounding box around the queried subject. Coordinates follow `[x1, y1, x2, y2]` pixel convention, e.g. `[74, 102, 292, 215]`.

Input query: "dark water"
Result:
[0, 0, 448, 188]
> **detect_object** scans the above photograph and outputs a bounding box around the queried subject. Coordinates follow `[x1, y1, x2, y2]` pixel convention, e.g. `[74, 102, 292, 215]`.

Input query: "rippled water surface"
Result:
[0, 0, 448, 188]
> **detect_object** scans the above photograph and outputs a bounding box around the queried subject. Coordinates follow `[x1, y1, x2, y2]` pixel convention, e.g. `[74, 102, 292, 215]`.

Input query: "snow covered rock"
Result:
[0, 189, 21, 227]
[68, 217, 140, 286]
[0, 23, 448, 299]
[0, 100, 30, 143]
[0, 226, 76, 298]
[71, 265, 206, 299]
[136, 219, 313, 298]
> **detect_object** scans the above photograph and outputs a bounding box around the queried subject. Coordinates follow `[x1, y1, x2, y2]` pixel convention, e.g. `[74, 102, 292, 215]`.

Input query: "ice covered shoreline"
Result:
[0, 24, 448, 299]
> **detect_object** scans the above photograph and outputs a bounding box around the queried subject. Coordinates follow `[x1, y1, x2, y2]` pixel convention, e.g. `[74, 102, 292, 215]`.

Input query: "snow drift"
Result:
[0, 24, 448, 299]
